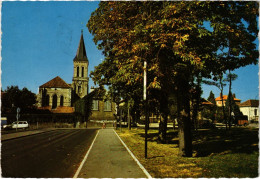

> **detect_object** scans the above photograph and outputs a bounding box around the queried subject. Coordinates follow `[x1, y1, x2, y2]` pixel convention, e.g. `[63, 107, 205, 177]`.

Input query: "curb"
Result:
[73, 130, 100, 178]
[113, 129, 152, 178]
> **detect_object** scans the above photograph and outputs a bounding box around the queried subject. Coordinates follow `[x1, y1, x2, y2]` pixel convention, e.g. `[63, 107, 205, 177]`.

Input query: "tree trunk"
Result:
[158, 114, 168, 143]
[177, 80, 192, 157]
[228, 70, 232, 130]
[178, 109, 192, 157]
[128, 106, 131, 130]
[220, 81, 227, 130]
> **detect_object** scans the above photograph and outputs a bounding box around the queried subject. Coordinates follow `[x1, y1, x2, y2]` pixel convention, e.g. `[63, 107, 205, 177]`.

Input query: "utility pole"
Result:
[16, 107, 20, 132]
[144, 61, 148, 158]
[128, 102, 131, 130]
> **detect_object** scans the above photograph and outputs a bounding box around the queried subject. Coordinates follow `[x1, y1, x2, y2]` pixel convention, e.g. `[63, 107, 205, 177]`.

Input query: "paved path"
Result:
[76, 128, 150, 178]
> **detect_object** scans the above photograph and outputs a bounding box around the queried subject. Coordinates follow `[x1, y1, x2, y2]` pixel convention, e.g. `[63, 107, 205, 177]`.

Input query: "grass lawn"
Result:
[116, 127, 258, 178]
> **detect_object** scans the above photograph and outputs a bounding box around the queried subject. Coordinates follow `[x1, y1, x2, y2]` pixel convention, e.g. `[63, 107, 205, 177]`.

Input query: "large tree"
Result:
[87, 1, 258, 157]
[1, 86, 37, 114]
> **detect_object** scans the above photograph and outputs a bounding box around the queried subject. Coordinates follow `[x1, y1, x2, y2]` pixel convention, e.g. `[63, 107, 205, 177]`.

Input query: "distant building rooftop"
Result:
[239, 99, 259, 107]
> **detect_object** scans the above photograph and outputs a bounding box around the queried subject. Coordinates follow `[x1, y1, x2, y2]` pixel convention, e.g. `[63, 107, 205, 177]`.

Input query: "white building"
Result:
[239, 99, 259, 122]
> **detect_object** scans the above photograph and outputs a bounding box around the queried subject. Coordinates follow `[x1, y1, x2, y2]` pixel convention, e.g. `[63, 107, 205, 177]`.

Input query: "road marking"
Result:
[73, 130, 100, 178]
[113, 129, 152, 178]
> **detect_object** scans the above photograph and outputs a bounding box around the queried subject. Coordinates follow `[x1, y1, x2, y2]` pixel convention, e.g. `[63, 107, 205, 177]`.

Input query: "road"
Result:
[1, 129, 98, 178]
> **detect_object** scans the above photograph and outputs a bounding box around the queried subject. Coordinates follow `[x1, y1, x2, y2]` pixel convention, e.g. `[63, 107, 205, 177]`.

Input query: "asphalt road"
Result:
[1, 129, 98, 178]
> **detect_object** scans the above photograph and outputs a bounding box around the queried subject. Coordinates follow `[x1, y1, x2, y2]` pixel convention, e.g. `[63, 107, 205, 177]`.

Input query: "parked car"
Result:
[12, 121, 29, 129]
[3, 121, 29, 130]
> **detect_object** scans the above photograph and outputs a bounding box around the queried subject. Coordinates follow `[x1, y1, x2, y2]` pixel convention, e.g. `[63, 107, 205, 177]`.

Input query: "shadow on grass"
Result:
[192, 128, 258, 157]
[138, 127, 258, 157]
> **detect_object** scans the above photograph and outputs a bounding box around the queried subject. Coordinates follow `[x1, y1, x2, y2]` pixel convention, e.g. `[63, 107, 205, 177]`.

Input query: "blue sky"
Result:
[1, 1, 259, 102]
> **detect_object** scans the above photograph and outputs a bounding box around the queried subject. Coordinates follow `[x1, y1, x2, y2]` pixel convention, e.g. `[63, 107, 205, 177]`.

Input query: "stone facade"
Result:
[37, 76, 72, 109]
[38, 87, 72, 108]
[90, 99, 116, 122]
[72, 60, 89, 98]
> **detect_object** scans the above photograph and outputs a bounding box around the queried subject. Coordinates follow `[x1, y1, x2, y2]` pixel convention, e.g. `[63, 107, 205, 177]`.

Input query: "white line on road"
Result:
[73, 130, 100, 178]
[113, 129, 152, 178]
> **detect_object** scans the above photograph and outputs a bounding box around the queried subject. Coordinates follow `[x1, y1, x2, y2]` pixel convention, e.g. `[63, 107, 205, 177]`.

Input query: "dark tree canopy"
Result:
[87, 1, 258, 157]
[1, 86, 37, 114]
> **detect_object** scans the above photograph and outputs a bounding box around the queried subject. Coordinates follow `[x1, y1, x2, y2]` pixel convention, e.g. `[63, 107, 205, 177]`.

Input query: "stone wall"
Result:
[89, 100, 116, 121]
[37, 87, 72, 108]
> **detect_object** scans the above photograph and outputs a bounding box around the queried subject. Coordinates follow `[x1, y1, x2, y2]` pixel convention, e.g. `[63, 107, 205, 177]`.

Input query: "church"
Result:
[36, 31, 115, 121]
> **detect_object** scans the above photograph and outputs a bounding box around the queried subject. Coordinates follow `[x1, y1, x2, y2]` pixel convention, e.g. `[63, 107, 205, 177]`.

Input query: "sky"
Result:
[1, 1, 259, 103]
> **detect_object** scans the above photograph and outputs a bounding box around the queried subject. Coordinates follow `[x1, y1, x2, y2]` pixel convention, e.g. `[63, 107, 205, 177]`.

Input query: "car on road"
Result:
[3, 121, 29, 130]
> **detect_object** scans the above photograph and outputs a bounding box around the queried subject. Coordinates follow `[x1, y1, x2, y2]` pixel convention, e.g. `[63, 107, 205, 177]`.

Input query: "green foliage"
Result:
[1, 86, 37, 114]
[225, 93, 243, 117]
[87, 1, 258, 156]
[207, 91, 216, 105]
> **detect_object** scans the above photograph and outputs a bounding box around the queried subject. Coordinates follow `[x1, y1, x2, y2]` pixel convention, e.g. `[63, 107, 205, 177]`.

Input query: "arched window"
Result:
[52, 94, 57, 109]
[77, 66, 79, 77]
[60, 95, 64, 106]
[82, 67, 84, 77]
[78, 86, 81, 93]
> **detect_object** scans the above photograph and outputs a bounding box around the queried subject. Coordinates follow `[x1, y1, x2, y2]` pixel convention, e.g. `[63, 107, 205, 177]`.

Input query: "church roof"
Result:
[39, 76, 71, 88]
[73, 31, 88, 62]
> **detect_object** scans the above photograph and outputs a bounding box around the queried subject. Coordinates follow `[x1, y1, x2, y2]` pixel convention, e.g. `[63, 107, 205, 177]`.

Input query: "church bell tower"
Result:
[72, 30, 89, 98]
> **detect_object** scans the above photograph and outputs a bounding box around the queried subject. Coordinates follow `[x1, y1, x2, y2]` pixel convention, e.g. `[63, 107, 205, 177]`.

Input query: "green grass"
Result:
[116, 127, 259, 178]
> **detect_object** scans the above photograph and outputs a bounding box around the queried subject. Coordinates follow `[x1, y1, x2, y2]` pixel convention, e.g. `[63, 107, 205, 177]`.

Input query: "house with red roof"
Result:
[215, 93, 241, 107]
[239, 99, 259, 122]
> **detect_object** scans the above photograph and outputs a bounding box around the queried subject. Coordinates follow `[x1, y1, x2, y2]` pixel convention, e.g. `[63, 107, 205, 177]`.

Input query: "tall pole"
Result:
[16, 107, 20, 132]
[128, 102, 131, 130]
[144, 61, 148, 158]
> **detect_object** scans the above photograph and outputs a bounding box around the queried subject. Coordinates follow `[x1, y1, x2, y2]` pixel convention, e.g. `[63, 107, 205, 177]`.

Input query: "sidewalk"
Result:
[76, 128, 151, 178]
[1, 128, 56, 141]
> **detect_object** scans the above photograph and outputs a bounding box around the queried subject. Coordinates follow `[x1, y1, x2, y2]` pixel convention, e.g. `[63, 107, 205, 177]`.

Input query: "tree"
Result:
[87, 1, 258, 157]
[224, 72, 238, 129]
[1, 86, 37, 114]
[225, 93, 243, 127]
[208, 91, 216, 105]
[203, 91, 217, 121]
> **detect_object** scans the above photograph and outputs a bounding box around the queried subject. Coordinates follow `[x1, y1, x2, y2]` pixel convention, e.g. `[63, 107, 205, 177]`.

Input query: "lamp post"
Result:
[144, 61, 148, 158]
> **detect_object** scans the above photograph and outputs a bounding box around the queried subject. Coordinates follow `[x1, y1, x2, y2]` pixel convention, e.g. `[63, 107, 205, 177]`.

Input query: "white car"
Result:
[11, 121, 29, 129]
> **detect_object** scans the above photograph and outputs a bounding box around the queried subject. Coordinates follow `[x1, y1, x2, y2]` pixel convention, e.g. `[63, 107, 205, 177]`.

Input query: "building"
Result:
[37, 31, 115, 118]
[215, 93, 241, 107]
[37, 76, 74, 113]
[239, 99, 259, 122]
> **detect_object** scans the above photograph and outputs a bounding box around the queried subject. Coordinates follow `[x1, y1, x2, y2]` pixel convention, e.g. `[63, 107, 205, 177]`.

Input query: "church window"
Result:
[82, 67, 84, 77]
[92, 100, 99, 110]
[77, 66, 79, 77]
[60, 95, 64, 106]
[104, 101, 112, 111]
[52, 94, 57, 109]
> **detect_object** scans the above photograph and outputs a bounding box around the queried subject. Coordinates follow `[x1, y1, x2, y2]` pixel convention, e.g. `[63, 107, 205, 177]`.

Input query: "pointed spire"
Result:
[74, 31, 88, 62]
